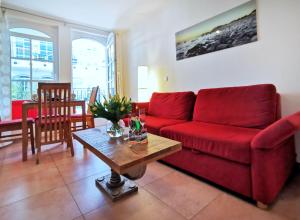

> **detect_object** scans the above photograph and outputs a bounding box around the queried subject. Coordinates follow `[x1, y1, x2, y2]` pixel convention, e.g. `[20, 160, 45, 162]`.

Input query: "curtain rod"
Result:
[0, 5, 111, 34]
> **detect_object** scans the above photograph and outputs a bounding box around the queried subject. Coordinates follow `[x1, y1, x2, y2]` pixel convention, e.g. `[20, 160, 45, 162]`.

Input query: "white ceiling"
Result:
[2, 0, 170, 30]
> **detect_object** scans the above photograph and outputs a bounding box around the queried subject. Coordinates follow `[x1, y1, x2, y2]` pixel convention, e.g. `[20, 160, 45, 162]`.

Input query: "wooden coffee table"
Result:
[72, 127, 181, 201]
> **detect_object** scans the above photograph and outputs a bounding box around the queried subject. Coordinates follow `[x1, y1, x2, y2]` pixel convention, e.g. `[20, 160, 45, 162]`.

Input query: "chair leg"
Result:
[87, 117, 95, 128]
[29, 123, 35, 155]
[67, 125, 74, 156]
[36, 145, 41, 164]
[72, 122, 76, 131]
[35, 126, 41, 164]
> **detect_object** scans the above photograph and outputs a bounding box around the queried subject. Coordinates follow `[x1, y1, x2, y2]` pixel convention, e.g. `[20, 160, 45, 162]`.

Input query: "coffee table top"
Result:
[72, 127, 182, 174]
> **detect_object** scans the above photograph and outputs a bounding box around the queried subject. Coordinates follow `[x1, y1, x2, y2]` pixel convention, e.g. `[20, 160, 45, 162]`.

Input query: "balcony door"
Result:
[72, 38, 106, 102]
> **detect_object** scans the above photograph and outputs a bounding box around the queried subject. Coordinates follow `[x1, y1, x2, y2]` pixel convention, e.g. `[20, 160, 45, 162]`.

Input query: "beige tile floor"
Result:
[0, 140, 299, 220]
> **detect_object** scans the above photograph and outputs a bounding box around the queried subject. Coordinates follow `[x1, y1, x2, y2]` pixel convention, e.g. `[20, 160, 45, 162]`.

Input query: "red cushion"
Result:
[160, 121, 260, 164]
[148, 92, 195, 120]
[12, 100, 38, 120]
[131, 102, 149, 114]
[144, 116, 186, 135]
[0, 118, 34, 126]
[193, 84, 278, 128]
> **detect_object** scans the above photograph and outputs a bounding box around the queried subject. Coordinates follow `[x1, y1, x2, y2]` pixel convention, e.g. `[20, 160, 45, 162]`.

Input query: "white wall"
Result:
[122, 0, 300, 161]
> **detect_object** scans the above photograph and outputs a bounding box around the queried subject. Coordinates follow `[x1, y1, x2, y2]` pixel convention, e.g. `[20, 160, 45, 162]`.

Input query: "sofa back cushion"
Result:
[193, 84, 278, 128]
[148, 92, 196, 120]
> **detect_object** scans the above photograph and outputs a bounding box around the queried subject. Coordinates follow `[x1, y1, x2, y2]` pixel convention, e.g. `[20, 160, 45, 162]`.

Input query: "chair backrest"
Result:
[37, 83, 71, 144]
[87, 86, 99, 114]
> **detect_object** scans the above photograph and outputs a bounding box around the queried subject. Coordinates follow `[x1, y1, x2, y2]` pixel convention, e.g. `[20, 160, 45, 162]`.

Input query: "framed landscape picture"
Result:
[176, 0, 257, 60]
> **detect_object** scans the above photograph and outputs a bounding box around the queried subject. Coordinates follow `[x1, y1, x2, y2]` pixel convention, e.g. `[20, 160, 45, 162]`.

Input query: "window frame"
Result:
[106, 32, 116, 96]
[9, 24, 58, 100]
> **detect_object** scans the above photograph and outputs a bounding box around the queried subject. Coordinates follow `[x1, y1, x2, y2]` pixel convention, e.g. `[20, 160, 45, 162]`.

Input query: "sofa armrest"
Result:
[251, 112, 300, 150]
[250, 112, 299, 204]
[131, 102, 150, 115]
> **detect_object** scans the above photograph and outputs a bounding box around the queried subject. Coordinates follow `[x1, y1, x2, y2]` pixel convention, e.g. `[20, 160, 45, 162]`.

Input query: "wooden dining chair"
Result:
[0, 117, 35, 154]
[35, 83, 74, 164]
[71, 86, 99, 131]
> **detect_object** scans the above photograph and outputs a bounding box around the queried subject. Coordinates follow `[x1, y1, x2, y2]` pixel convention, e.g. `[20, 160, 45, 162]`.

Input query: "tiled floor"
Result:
[0, 140, 299, 220]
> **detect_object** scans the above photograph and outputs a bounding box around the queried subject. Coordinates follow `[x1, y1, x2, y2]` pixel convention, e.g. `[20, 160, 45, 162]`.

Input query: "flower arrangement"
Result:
[89, 94, 132, 137]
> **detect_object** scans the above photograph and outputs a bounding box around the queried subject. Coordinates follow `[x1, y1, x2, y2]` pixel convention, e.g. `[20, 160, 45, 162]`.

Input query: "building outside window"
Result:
[10, 27, 56, 100]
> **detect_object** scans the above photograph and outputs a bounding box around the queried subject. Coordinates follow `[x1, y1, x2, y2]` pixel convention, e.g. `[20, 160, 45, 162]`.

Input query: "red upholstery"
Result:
[193, 84, 277, 128]
[161, 121, 260, 164]
[148, 92, 195, 120]
[124, 115, 186, 135]
[12, 100, 38, 120]
[131, 102, 150, 115]
[0, 118, 34, 132]
[252, 112, 300, 149]
[251, 138, 296, 204]
[124, 85, 296, 205]
[163, 149, 252, 197]
[145, 116, 186, 135]
[0, 118, 34, 125]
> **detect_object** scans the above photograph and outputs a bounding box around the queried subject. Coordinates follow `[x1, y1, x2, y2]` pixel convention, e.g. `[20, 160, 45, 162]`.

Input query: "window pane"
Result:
[11, 81, 31, 100]
[32, 61, 54, 81]
[32, 82, 38, 95]
[10, 36, 30, 59]
[32, 39, 53, 61]
[11, 59, 30, 80]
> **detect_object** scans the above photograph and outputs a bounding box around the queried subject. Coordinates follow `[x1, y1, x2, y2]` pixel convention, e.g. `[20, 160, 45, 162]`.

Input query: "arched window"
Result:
[10, 27, 57, 100]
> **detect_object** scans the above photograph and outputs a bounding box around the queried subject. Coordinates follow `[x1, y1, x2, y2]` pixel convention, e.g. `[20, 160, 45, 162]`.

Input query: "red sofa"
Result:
[132, 84, 298, 206]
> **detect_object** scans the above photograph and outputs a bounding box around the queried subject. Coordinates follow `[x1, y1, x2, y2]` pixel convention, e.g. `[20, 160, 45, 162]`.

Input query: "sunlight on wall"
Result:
[148, 68, 159, 95]
[138, 66, 149, 101]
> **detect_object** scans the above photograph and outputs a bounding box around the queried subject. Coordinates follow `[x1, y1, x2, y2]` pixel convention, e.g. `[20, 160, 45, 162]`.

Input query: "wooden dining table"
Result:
[22, 100, 87, 161]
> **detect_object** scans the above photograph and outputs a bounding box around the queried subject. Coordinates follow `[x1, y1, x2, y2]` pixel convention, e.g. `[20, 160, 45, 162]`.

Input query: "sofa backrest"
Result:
[148, 92, 196, 120]
[193, 84, 278, 128]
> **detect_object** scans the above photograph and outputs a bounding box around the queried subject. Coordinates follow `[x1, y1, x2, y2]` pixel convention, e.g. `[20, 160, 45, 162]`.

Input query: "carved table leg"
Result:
[106, 170, 125, 188]
[95, 169, 138, 201]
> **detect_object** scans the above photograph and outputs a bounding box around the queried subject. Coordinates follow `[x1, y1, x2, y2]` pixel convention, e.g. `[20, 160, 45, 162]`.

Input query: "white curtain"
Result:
[115, 32, 124, 97]
[0, 9, 11, 120]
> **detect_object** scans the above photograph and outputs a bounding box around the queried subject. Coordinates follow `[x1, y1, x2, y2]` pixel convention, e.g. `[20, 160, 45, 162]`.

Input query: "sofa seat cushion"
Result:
[160, 121, 261, 164]
[145, 116, 187, 135]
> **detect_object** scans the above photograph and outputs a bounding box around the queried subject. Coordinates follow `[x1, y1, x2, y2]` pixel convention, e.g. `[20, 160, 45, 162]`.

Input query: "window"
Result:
[10, 28, 56, 100]
[72, 37, 110, 102]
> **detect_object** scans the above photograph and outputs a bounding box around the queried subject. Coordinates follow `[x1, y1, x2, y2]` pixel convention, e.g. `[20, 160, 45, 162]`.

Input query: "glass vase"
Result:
[106, 120, 124, 138]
